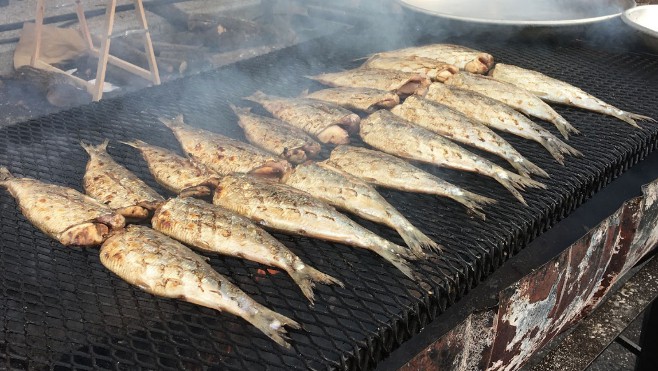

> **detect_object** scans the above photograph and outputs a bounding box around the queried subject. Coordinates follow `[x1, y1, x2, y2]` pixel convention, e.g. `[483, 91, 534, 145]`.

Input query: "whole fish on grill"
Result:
[359, 110, 545, 205]
[244, 91, 360, 145]
[374, 44, 495, 74]
[303, 87, 400, 112]
[231, 105, 321, 164]
[308, 69, 431, 96]
[213, 174, 420, 280]
[424, 83, 582, 164]
[391, 96, 548, 178]
[100, 225, 300, 348]
[81, 140, 164, 219]
[361, 55, 459, 82]
[324, 146, 495, 219]
[121, 139, 221, 198]
[489, 63, 655, 127]
[159, 114, 292, 178]
[0, 167, 125, 246]
[282, 162, 440, 254]
[444, 72, 579, 139]
[152, 197, 343, 303]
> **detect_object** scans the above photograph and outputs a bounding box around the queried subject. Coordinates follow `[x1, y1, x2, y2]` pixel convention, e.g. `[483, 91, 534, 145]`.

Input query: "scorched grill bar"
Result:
[0, 24, 657, 371]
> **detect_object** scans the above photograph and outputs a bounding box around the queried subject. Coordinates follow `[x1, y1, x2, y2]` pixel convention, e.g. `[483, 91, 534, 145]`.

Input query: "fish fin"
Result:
[244, 90, 268, 103]
[248, 306, 300, 349]
[0, 166, 14, 184]
[288, 265, 344, 304]
[80, 139, 110, 155]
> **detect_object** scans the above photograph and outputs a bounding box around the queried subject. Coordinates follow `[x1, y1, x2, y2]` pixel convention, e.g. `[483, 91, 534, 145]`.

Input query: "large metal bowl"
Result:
[398, 0, 636, 26]
[622, 5, 658, 51]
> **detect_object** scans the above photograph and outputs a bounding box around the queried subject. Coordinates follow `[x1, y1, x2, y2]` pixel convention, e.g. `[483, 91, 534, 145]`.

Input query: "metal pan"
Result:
[398, 0, 636, 26]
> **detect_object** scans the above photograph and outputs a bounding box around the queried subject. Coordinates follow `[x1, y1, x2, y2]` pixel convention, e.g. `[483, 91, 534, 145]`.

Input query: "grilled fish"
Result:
[489, 63, 655, 127]
[303, 87, 400, 112]
[424, 83, 582, 164]
[359, 110, 545, 205]
[159, 114, 292, 178]
[323, 146, 495, 219]
[81, 140, 164, 219]
[391, 96, 547, 178]
[375, 44, 494, 74]
[152, 197, 342, 303]
[308, 68, 431, 96]
[213, 174, 419, 279]
[244, 91, 359, 145]
[282, 162, 440, 254]
[0, 167, 125, 246]
[100, 225, 300, 348]
[121, 139, 221, 198]
[444, 72, 579, 139]
[231, 105, 321, 164]
[362, 55, 459, 82]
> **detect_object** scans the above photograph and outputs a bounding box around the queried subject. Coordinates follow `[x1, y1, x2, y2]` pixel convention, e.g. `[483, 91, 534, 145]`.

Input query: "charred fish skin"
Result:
[444, 72, 579, 139]
[231, 105, 322, 164]
[375, 44, 495, 74]
[323, 146, 496, 219]
[121, 139, 221, 197]
[489, 63, 655, 127]
[362, 55, 459, 82]
[213, 174, 420, 280]
[281, 162, 441, 255]
[0, 167, 125, 246]
[304, 87, 400, 112]
[100, 225, 300, 348]
[81, 140, 164, 219]
[307, 68, 432, 96]
[244, 91, 359, 145]
[158, 114, 292, 179]
[391, 96, 548, 178]
[359, 110, 545, 205]
[424, 83, 582, 165]
[152, 197, 342, 303]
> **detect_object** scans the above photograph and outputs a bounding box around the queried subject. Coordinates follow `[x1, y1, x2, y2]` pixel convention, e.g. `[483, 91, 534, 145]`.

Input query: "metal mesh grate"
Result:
[1, 29, 657, 370]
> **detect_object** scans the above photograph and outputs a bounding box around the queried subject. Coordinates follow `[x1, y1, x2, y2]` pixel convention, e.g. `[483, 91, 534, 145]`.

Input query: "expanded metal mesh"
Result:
[0, 29, 657, 370]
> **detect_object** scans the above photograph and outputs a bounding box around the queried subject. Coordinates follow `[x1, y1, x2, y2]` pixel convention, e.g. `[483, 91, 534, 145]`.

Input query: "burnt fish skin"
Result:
[444, 72, 579, 140]
[489, 63, 655, 127]
[361, 55, 459, 82]
[359, 110, 546, 205]
[282, 162, 441, 255]
[121, 139, 221, 198]
[159, 114, 292, 179]
[81, 140, 164, 220]
[374, 44, 495, 74]
[0, 166, 125, 246]
[303, 87, 400, 112]
[213, 174, 420, 280]
[323, 145, 496, 219]
[391, 96, 548, 178]
[424, 83, 582, 165]
[152, 197, 342, 303]
[244, 91, 360, 145]
[100, 225, 300, 348]
[308, 68, 431, 96]
[231, 105, 321, 164]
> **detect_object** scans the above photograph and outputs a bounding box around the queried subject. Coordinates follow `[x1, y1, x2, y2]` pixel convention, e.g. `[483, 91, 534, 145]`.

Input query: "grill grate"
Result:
[1, 28, 657, 370]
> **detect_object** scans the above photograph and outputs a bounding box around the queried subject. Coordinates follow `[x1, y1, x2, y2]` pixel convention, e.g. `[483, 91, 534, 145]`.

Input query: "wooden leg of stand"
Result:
[30, 0, 45, 67]
[93, 0, 117, 101]
[76, 0, 94, 51]
[134, 0, 160, 85]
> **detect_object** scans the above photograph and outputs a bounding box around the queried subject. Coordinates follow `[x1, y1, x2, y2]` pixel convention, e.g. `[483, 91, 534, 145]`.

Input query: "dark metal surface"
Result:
[1, 27, 658, 370]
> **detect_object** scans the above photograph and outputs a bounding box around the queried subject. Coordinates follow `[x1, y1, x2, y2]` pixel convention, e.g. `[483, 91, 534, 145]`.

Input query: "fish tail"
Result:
[391, 215, 442, 254]
[119, 139, 148, 149]
[511, 156, 549, 179]
[538, 135, 582, 165]
[553, 116, 580, 140]
[244, 91, 268, 103]
[80, 139, 109, 155]
[158, 114, 185, 130]
[372, 239, 421, 280]
[288, 265, 344, 304]
[613, 111, 656, 128]
[229, 103, 251, 117]
[493, 170, 546, 205]
[248, 306, 300, 349]
[449, 189, 496, 220]
[0, 166, 14, 184]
